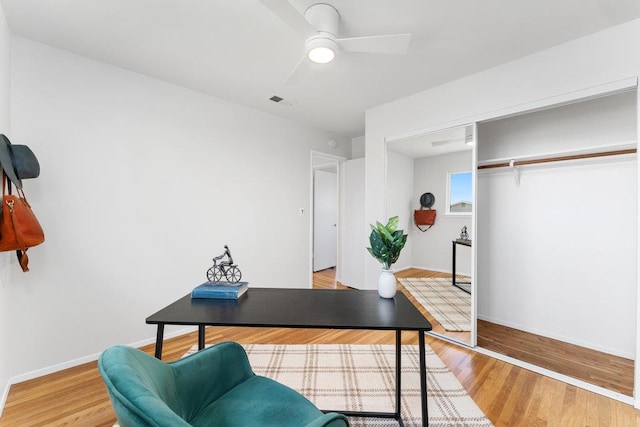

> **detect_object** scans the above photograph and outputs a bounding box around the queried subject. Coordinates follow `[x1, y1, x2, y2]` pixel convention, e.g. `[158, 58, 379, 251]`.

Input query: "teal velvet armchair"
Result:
[98, 341, 349, 427]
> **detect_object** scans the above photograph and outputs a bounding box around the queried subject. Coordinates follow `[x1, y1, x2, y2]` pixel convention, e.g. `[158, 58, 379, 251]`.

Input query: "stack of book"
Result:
[191, 281, 249, 300]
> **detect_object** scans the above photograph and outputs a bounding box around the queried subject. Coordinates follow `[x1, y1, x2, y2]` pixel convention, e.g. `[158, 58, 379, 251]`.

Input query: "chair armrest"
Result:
[305, 412, 350, 427]
[171, 342, 255, 421]
[98, 346, 191, 427]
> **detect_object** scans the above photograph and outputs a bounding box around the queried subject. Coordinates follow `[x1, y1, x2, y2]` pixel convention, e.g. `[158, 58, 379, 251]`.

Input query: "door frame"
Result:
[309, 151, 346, 287]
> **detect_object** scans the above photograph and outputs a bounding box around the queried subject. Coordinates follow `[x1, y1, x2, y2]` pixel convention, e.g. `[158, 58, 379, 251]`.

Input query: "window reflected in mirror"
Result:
[447, 171, 472, 214]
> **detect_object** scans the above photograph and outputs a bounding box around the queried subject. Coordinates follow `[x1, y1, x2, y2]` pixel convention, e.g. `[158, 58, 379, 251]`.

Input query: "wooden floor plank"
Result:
[477, 318, 634, 396]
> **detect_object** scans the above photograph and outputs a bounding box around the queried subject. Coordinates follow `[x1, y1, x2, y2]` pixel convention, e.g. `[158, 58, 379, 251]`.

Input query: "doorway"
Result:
[310, 152, 345, 283]
[313, 167, 337, 271]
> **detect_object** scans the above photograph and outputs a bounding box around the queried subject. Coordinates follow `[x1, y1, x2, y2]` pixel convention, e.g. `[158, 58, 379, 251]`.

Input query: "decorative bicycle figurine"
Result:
[207, 245, 242, 284]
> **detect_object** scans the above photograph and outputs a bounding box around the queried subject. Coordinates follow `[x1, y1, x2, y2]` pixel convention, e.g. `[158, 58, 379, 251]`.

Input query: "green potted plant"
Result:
[366, 216, 408, 298]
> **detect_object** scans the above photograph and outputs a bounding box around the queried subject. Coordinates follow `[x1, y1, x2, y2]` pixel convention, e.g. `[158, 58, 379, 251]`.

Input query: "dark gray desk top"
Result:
[147, 288, 432, 332]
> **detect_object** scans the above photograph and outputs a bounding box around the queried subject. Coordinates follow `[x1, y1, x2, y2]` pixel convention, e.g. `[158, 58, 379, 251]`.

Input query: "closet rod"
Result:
[477, 148, 637, 170]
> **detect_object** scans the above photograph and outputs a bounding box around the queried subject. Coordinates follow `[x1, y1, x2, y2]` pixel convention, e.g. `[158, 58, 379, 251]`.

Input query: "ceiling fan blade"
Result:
[431, 138, 464, 147]
[282, 54, 312, 85]
[336, 34, 411, 55]
[259, 0, 316, 38]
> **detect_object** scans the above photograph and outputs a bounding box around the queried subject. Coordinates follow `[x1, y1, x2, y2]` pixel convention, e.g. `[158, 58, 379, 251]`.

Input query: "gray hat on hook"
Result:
[0, 134, 40, 189]
[419, 192, 435, 209]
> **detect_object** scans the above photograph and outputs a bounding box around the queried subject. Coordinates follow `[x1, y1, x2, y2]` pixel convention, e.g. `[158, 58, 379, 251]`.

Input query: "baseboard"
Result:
[410, 264, 448, 274]
[0, 377, 9, 418]
[408, 265, 472, 277]
[3, 326, 198, 390]
[477, 315, 634, 360]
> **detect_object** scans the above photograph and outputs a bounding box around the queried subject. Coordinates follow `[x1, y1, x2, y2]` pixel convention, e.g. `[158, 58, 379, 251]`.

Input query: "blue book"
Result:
[191, 282, 249, 299]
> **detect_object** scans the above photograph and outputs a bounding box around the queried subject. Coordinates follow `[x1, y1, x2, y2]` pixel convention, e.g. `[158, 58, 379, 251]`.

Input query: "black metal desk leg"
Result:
[395, 330, 402, 422]
[154, 324, 165, 359]
[419, 332, 428, 426]
[198, 325, 205, 350]
[452, 241, 457, 288]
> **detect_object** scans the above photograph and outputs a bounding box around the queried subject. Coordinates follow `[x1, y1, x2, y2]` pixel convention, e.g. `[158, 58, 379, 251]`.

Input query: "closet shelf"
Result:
[478, 144, 637, 170]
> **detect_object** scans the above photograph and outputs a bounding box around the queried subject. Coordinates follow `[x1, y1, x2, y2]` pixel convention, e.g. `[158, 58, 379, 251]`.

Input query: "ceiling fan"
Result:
[259, 0, 412, 84]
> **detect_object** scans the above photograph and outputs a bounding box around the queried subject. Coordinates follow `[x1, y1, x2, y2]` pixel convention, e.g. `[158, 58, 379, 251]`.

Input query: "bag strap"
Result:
[2, 170, 13, 197]
[3, 171, 32, 272]
[0, 171, 7, 221]
[415, 222, 433, 233]
[16, 250, 29, 272]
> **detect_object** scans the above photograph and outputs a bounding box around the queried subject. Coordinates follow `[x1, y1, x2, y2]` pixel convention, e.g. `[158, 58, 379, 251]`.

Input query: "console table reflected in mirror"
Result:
[452, 239, 471, 294]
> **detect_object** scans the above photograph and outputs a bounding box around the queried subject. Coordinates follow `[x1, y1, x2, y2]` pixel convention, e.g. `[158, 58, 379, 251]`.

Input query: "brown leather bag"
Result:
[0, 172, 45, 271]
[414, 208, 436, 232]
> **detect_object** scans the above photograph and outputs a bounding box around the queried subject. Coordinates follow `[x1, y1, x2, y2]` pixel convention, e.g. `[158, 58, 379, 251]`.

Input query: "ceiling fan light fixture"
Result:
[306, 36, 337, 64]
[308, 46, 335, 63]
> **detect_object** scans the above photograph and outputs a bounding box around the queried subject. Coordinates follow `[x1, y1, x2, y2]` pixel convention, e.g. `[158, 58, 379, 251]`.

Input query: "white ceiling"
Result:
[1, 0, 639, 138]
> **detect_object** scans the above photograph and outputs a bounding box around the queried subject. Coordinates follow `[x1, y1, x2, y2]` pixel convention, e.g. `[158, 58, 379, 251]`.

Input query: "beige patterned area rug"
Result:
[399, 278, 471, 332]
[185, 344, 492, 427]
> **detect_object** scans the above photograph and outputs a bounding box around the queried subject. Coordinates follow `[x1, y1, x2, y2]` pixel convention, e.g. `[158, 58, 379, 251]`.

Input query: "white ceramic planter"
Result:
[378, 269, 397, 298]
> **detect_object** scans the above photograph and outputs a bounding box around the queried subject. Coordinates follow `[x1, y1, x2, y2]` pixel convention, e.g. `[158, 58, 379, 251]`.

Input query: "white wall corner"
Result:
[351, 135, 365, 159]
[635, 78, 640, 409]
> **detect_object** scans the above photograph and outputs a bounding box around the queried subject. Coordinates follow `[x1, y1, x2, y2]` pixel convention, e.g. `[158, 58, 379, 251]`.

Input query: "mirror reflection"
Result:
[386, 124, 474, 346]
[447, 171, 472, 214]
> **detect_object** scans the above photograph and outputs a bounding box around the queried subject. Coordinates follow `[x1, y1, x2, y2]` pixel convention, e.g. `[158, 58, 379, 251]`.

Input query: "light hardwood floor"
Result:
[1, 269, 639, 426]
[393, 267, 634, 397]
[478, 319, 634, 397]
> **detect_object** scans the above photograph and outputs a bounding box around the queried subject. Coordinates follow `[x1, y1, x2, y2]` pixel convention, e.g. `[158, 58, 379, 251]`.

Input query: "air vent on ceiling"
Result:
[268, 95, 296, 106]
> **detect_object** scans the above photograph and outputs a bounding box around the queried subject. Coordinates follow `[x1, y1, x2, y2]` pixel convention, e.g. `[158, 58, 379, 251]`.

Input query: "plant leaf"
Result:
[386, 216, 399, 233]
[377, 224, 393, 242]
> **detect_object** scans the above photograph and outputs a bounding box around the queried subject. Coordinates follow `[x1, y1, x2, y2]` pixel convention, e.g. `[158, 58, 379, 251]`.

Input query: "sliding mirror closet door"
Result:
[475, 88, 637, 397]
[386, 124, 476, 346]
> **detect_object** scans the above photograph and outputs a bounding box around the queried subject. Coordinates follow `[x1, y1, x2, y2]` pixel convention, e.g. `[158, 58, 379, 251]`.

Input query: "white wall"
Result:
[478, 90, 637, 161]
[6, 36, 349, 380]
[351, 135, 365, 159]
[383, 148, 473, 276]
[385, 148, 473, 275]
[0, 1, 11, 414]
[385, 151, 414, 271]
[477, 158, 636, 355]
[411, 151, 472, 274]
[339, 158, 365, 288]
